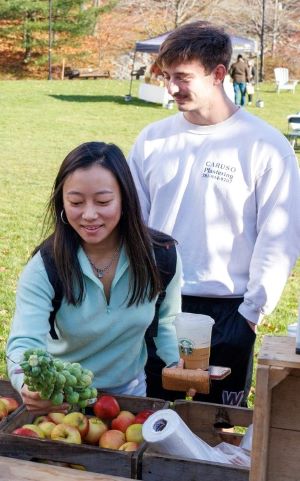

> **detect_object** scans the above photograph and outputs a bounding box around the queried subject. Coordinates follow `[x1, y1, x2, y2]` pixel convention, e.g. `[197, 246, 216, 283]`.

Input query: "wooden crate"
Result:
[140, 400, 253, 481]
[250, 336, 300, 481]
[0, 455, 132, 481]
[0, 380, 23, 425]
[0, 394, 167, 479]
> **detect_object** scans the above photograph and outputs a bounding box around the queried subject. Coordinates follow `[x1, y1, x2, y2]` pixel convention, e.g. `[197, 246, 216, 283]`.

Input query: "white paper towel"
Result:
[142, 409, 229, 464]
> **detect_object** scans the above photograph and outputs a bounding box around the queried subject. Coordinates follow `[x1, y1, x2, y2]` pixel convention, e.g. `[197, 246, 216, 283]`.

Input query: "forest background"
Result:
[0, 0, 299, 81]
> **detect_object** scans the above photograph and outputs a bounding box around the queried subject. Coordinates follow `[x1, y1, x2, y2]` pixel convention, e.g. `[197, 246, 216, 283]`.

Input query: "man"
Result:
[128, 22, 300, 406]
[229, 54, 249, 106]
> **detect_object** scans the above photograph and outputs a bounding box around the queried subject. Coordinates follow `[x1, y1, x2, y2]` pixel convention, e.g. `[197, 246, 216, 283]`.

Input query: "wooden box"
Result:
[250, 336, 300, 481]
[0, 394, 167, 479]
[140, 400, 253, 481]
[0, 380, 23, 425]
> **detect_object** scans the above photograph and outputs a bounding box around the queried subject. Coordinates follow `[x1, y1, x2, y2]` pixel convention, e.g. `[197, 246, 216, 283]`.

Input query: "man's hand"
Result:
[247, 320, 257, 333]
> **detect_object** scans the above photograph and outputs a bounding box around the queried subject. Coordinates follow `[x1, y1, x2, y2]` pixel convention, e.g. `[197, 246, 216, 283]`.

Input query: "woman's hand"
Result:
[21, 384, 69, 415]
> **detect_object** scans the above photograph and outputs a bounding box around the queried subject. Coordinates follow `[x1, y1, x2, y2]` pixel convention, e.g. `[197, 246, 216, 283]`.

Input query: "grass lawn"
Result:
[0, 79, 299, 405]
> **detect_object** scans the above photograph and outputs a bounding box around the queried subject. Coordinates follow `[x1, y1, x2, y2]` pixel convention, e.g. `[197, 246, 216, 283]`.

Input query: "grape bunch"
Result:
[20, 348, 98, 408]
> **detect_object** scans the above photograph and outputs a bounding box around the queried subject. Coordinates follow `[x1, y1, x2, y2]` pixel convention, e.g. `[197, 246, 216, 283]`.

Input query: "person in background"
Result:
[229, 54, 249, 106]
[246, 59, 256, 105]
[6, 141, 181, 412]
[128, 22, 300, 406]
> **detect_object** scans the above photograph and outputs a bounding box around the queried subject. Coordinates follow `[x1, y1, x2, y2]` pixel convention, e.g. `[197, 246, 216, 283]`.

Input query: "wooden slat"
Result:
[0, 456, 131, 481]
[141, 451, 249, 481]
[258, 336, 300, 368]
[268, 427, 300, 481]
[249, 365, 271, 481]
[271, 375, 300, 430]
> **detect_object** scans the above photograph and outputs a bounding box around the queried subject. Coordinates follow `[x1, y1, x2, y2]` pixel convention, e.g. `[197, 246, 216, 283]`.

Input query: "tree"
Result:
[0, 0, 101, 63]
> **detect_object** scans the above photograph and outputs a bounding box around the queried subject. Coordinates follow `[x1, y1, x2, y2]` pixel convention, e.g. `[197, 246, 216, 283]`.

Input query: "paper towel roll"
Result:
[142, 409, 228, 464]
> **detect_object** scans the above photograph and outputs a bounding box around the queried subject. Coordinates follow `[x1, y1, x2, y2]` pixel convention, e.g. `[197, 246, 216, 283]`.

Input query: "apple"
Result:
[0, 396, 19, 413]
[38, 421, 57, 438]
[0, 399, 8, 420]
[84, 417, 108, 445]
[51, 423, 82, 444]
[119, 441, 139, 451]
[93, 395, 120, 420]
[99, 429, 125, 449]
[63, 412, 89, 438]
[13, 427, 43, 439]
[111, 410, 135, 433]
[33, 415, 50, 426]
[13, 424, 45, 439]
[134, 409, 154, 424]
[125, 423, 143, 444]
[48, 412, 66, 424]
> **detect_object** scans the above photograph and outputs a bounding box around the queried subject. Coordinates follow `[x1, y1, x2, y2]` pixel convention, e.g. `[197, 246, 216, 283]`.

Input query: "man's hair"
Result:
[237, 54, 243, 61]
[157, 21, 232, 72]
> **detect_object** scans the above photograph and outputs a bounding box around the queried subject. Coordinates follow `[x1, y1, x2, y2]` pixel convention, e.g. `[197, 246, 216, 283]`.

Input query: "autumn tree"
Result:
[0, 0, 105, 63]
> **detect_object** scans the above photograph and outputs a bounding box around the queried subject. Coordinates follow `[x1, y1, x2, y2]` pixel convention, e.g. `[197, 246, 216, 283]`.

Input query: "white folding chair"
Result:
[287, 115, 300, 149]
[274, 68, 298, 94]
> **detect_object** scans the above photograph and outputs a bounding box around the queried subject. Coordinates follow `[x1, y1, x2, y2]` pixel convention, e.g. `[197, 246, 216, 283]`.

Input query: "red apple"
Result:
[99, 429, 125, 449]
[13, 424, 45, 439]
[0, 399, 8, 420]
[134, 409, 155, 424]
[93, 395, 120, 420]
[84, 417, 108, 445]
[111, 410, 135, 433]
[48, 412, 66, 424]
[13, 427, 42, 439]
[38, 421, 57, 438]
[0, 396, 19, 413]
[51, 423, 82, 444]
[125, 423, 143, 444]
[119, 441, 139, 451]
[63, 412, 89, 438]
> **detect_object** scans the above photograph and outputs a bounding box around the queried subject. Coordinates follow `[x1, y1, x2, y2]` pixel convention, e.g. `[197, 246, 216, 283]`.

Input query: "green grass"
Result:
[0, 79, 299, 405]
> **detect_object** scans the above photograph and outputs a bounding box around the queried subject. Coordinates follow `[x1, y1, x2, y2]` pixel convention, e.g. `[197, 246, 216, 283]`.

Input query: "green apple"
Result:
[50, 423, 82, 444]
[125, 423, 143, 444]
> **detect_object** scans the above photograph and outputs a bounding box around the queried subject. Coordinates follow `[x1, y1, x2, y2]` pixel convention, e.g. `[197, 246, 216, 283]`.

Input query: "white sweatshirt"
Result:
[128, 109, 300, 324]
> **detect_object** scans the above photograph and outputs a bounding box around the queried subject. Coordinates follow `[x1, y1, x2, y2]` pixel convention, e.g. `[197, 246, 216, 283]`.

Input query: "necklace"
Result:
[87, 245, 121, 279]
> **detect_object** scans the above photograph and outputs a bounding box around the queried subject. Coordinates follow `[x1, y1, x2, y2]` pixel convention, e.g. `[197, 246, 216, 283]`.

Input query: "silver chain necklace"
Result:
[87, 245, 121, 279]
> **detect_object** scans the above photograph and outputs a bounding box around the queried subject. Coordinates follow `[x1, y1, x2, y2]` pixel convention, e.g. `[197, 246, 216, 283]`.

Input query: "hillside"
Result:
[0, 4, 299, 81]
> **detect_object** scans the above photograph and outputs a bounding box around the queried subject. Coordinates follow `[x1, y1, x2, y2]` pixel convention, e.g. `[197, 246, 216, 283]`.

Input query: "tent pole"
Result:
[125, 49, 137, 101]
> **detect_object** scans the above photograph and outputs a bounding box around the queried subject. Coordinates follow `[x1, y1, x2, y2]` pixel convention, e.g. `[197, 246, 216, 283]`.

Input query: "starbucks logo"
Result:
[178, 339, 194, 356]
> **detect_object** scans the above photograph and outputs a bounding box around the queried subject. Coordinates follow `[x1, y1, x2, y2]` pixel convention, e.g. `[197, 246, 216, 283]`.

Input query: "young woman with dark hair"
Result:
[7, 141, 181, 412]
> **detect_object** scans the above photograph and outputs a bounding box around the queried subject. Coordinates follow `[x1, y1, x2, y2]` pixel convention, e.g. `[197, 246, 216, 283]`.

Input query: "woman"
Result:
[6, 141, 181, 412]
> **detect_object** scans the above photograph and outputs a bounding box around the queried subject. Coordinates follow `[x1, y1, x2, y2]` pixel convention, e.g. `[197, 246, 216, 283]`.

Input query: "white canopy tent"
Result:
[127, 30, 258, 99]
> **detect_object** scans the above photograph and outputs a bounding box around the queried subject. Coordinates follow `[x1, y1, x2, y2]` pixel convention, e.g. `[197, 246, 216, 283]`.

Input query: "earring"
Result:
[60, 209, 68, 225]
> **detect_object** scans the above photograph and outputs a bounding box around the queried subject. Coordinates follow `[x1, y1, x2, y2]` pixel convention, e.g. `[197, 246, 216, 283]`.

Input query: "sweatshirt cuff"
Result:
[238, 302, 264, 325]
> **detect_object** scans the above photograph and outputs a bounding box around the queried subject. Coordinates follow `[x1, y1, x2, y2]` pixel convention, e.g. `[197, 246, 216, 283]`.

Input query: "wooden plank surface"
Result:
[249, 365, 271, 481]
[141, 451, 249, 481]
[258, 336, 300, 368]
[0, 456, 131, 481]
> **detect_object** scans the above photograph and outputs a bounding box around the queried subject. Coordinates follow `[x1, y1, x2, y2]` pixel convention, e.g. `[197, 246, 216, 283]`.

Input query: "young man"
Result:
[128, 22, 300, 406]
[229, 54, 249, 106]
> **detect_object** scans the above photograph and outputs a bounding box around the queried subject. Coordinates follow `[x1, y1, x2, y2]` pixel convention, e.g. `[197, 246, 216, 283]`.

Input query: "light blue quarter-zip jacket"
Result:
[7, 245, 181, 394]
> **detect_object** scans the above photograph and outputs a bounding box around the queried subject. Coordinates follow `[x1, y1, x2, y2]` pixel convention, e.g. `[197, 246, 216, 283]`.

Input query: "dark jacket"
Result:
[229, 59, 249, 83]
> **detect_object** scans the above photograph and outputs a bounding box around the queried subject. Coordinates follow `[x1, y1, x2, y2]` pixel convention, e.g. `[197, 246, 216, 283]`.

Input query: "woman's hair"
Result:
[157, 21, 232, 73]
[36, 141, 162, 306]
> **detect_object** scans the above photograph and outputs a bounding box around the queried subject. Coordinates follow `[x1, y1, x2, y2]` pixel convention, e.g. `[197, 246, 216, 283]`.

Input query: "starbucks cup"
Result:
[174, 313, 215, 370]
